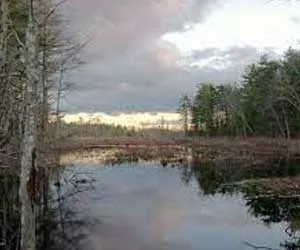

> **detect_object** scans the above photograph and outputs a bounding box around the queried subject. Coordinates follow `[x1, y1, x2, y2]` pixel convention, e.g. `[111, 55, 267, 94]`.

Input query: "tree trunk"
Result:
[55, 68, 64, 138]
[0, 0, 11, 147]
[19, 1, 39, 249]
[282, 107, 290, 140]
[20, 110, 37, 250]
[272, 107, 285, 138]
[184, 110, 188, 135]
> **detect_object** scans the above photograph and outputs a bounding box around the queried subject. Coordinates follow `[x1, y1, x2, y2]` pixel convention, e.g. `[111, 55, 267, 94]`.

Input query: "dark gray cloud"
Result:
[60, 0, 275, 112]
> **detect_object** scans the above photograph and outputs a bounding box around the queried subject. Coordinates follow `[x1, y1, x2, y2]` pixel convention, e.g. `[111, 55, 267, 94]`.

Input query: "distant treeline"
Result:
[58, 122, 137, 137]
[58, 121, 184, 139]
[179, 48, 300, 138]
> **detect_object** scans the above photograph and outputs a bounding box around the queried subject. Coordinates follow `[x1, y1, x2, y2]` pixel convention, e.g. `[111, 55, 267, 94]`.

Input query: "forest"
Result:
[0, 1, 80, 249]
[179, 48, 300, 138]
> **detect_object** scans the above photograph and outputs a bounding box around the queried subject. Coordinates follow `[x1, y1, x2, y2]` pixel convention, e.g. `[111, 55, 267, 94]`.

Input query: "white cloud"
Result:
[190, 56, 232, 70]
[162, 0, 300, 55]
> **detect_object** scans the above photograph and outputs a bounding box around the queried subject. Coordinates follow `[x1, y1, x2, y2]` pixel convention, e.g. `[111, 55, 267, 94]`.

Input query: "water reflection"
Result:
[0, 168, 19, 250]
[0, 165, 96, 250]
[184, 158, 300, 249]
[2, 152, 300, 250]
[42, 166, 99, 250]
[45, 157, 300, 250]
[182, 157, 300, 194]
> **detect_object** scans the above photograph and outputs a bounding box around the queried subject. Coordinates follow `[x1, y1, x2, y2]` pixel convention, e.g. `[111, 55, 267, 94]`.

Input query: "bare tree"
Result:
[0, 0, 84, 248]
[19, 0, 40, 249]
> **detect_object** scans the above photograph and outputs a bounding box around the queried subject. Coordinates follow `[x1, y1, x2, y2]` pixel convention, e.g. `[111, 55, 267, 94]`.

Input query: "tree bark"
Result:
[19, 1, 39, 249]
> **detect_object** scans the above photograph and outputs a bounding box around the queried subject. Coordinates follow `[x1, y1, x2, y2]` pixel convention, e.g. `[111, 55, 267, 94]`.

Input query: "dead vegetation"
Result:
[57, 136, 300, 168]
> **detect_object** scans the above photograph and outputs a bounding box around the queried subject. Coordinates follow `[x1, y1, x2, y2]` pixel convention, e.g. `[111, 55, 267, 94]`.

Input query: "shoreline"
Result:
[57, 136, 300, 167]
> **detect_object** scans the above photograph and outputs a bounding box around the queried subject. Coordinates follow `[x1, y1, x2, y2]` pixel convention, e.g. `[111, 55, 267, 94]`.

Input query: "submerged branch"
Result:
[243, 241, 280, 250]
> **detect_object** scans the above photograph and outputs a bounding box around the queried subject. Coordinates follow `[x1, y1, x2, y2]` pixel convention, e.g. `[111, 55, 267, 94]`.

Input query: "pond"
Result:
[46, 154, 300, 250]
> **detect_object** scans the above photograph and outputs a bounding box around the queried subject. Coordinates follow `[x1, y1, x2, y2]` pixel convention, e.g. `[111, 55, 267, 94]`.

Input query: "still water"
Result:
[50, 159, 300, 250]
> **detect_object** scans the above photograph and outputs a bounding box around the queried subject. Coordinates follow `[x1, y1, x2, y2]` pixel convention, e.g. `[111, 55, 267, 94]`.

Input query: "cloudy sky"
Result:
[61, 0, 300, 113]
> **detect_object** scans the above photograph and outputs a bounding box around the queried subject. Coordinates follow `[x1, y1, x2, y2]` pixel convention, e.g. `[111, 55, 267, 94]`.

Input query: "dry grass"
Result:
[56, 136, 300, 168]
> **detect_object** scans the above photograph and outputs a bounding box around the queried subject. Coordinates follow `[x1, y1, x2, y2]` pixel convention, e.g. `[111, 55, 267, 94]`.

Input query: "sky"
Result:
[60, 0, 300, 113]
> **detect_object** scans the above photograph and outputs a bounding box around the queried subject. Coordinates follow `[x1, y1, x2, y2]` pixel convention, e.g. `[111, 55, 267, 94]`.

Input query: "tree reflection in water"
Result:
[181, 157, 300, 250]
[0, 168, 20, 250]
[41, 165, 98, 250]
[0, 165, 95, 250]
[3, 155, 300, 250]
